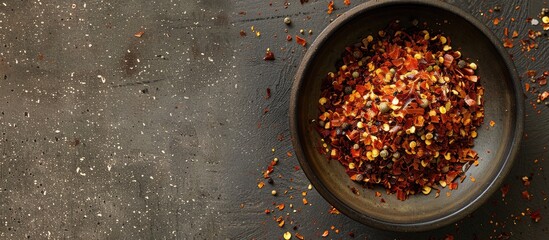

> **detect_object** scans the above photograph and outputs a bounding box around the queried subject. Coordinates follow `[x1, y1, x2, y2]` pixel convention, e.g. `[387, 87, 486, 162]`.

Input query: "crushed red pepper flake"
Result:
[512, 30, 519, 38]
[316, 23, 484, 200]
[328, 206, 340, 214]
[344, 0, 351, 6]
[501, 184, 510, 198]
[503, 38, 514, 48]
[266, 88, 271, 99]
[239, 30, 246, 37]
[327, 1, 334, 14]
[295, 233, 305, 240]
[258, 181, 265, 189]
[490, 120, 496, 127]
[322, 230, 329, 237]
[264, 49, 275, 61]
[521, 190, 532, 200]
[277, 203, 285, 210]
[540, 91, 549, 101]
[493, 18, 501, 25]
[286, 34, 293, 41]
[134, 30, 145, 38]
[530, 209, 542, 222]
[296, 35, 307, 46]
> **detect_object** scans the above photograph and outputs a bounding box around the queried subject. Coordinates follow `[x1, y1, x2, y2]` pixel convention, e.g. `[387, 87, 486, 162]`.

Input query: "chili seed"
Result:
[353, 143, 360, 150]
[380, 149, 389, 158]
[319, 97, 328, 105]
[318, 121, 326, 128]
[271, 190, 277, 196]
[355, 174, 364, 182]
[420, 98, 430, 108]
[422, 186, 432, 194]
[409, 141, 417, 148]
[378, 102, 390, 113]
[352, 71, 360, 78]
[353, 50, 363, 59]
[284, 17, 292, 25]
[469, 62, 477, 70]
[457, 60, 467, 68]
[344, 86, 353, 95]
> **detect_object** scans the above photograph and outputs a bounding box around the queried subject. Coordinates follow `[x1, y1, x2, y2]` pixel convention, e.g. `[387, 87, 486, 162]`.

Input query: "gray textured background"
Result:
[0, 0, 548, 239]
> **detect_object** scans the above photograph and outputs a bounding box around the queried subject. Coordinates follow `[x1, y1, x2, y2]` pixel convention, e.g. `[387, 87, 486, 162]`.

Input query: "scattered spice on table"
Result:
[296, 36, 307, 46]
[344, 0, 351, 6]
[316, 23, 485, 200]
[327, 1, 334, 14]
[264, 48, 275, 60]
[134, 30, 144, 38]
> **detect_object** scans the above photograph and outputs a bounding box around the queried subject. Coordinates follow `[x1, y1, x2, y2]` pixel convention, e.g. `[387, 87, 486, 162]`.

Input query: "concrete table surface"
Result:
[0, 0, 548, 239]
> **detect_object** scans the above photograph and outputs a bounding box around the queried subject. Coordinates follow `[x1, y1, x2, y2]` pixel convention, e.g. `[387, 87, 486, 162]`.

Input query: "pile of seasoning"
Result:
[316, 24, 485, 200]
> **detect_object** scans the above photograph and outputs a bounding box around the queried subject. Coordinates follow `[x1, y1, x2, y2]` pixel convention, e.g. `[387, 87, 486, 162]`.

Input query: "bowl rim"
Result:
[289, 0, 524, 232]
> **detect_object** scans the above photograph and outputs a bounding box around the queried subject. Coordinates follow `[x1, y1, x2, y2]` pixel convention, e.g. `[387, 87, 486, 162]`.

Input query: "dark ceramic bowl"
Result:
[290, 0, 523, 232]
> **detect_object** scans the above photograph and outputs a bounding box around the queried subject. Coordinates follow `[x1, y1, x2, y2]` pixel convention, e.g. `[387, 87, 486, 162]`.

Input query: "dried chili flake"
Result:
[493, 18, 501, 25]
[525, 83, 530, 92]
[322, 230, 329, 237]
[277, 218, 285, 227]
[239, 30, 247, 37]
[295, 233, 305, 240]
[328, 206, 340, 214]
[490, 120, 496, 127]
[344, 0, 351, 6]
[296, 36, 307, 46]
[277, 203, 285, 210]
[315, 23, 485, 200]
[134, 30, 145, 38]
[530, 209, 542, 222]
[303, 198, 308, 204]
[501, 184, 510, 198]
[327, 1, 334, 14]
[286, 34, 293, 41]
[258, 181, 265, 189]
[265, 88, 272, 99]
[540, 91, 549, 101]
[521, 190, 532, 200]
[503, 38, 514, 48]
[264, 49, 275, 61]
[512, 31, 519, 38]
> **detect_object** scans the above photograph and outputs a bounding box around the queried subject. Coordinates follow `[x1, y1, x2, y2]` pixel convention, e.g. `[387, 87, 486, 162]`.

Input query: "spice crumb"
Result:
[327, 1, 334, 14]
[134, 30, 145, 38]
[322, 230, 329, 237]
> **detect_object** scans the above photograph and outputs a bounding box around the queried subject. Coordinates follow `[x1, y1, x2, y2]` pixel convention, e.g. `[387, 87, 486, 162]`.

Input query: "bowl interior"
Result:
[291, 1, 522, 231]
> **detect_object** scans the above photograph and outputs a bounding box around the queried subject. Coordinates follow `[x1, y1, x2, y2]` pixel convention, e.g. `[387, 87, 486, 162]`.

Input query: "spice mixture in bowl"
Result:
[290, 0, 523, 232]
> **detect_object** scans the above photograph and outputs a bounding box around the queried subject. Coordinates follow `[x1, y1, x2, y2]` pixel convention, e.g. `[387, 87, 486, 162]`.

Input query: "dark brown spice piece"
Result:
[263, 49, 275, 60]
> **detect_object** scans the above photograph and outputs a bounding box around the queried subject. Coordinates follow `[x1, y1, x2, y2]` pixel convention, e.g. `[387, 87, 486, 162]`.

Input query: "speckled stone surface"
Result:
[0, 0, 548, 239]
